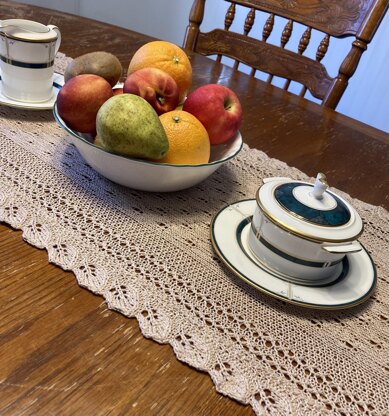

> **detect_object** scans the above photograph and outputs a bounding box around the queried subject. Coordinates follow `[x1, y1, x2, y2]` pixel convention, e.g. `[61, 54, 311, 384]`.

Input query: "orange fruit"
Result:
[158, 110, 210, 165]
[128, 41, 192, 103]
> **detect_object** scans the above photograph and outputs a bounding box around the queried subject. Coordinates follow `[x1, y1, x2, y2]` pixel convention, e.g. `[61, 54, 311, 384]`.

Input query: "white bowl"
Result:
[53, 103, 243, 192]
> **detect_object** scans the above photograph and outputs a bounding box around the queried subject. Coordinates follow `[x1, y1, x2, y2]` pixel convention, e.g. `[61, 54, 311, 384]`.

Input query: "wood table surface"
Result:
[0, 2, 388, 415]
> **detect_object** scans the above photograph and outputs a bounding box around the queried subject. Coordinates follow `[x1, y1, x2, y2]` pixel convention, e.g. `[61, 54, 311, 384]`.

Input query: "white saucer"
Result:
[211, 199, 376, 309]
[0, 72, 64, 110]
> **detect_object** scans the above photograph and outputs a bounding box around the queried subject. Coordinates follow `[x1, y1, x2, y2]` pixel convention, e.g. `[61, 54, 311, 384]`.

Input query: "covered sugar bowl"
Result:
[248, 173, 364, 285]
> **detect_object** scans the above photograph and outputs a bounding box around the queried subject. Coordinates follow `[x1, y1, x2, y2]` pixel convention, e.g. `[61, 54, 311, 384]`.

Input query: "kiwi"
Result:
[64, 51, 123, 87]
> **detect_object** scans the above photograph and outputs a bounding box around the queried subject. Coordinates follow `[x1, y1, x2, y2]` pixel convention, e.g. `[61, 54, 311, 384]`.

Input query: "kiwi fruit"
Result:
[65, 51, 123, 87]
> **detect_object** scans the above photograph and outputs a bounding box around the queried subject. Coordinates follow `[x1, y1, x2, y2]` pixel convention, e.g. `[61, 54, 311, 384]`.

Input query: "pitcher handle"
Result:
[47, 24, 61, 54]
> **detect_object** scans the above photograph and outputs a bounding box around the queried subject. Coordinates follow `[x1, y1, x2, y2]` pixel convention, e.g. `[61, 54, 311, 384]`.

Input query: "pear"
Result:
[96, 94, 169, 160]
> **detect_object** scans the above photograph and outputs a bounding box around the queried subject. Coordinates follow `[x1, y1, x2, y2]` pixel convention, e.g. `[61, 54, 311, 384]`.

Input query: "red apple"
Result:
[57, 74, 113, 133]
[123, 68, 179, 115]
[183, 84, 242, 145]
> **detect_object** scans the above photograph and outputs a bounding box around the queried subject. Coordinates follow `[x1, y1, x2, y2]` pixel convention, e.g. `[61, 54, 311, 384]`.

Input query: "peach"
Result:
[123, 68, 179, 115]
[57, 74, 113, 133]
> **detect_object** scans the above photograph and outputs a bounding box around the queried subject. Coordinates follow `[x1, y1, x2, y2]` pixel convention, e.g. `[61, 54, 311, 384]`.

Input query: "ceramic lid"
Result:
[256, 174, 363, 243]
[1, 19, 58, 42]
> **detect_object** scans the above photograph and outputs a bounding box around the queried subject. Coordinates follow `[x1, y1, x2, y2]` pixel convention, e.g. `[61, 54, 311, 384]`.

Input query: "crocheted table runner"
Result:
[1, 53, 388, 416]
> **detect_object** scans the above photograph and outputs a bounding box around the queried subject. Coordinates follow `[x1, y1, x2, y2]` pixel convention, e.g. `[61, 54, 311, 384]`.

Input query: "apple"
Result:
[57, 74, 113, 133]
[182, 84, 242, 145]
[123, 68, 179, 115]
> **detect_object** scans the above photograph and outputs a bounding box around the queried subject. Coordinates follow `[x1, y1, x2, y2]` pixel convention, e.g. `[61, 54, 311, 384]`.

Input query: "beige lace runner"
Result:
[1, 53, 389, 416]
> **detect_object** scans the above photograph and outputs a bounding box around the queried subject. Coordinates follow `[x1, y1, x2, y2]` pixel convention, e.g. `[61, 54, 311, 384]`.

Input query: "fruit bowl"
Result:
[53, 103, 243, 192]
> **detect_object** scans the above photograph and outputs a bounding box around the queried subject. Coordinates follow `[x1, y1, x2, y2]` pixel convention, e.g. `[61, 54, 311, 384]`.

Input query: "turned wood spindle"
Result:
[316, 34, 330, 62]
[224, 2, 236, 30]
[286, 25, 311, 91]
[235, 7, 256, 70]
[281, 19, 293, 48]
[262, 13, 274, 42]
[217, 2, 236, 62]
[281, 19, 293, 89]
[251, 12, 274, 76]
[262, 14, 275, 81]
[300, 32, 330, 97]
[298, 26, 312, 55]
[244, 7, 256, 35]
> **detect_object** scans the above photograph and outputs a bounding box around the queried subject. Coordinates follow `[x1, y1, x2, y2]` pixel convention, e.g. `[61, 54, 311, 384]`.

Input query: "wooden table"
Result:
[0, 2, 388, 415]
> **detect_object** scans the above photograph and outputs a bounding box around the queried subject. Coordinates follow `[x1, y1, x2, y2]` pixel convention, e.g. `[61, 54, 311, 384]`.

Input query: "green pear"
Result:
[96, 94, 169, 160]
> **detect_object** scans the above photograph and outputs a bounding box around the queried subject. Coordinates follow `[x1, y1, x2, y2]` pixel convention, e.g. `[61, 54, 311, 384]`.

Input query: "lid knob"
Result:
[312, 173, 328, 200]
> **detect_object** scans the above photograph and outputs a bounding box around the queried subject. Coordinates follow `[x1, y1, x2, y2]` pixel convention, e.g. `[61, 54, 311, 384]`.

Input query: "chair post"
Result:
[183, 0, 206, 50]
[322, 0, 387, 109]
[322, 39, 367, 109]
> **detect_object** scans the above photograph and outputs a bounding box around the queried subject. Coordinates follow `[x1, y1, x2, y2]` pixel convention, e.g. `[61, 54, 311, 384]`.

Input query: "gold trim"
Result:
[210, 205, 376, 310]
[210, 227, 375, 310]
[255, 188, 364, 243]
[0, 32, 58, 43]
[246, 234, 342, 287]
[250, 222, 343, 265]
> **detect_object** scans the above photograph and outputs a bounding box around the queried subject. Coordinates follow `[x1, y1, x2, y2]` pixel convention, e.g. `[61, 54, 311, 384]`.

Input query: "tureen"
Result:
[248, 173, 364, 285]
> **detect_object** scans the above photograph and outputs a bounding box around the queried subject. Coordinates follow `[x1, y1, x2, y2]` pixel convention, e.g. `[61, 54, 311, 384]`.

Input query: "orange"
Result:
[128, 41, 192, 103]
[158, 110, 210, 165]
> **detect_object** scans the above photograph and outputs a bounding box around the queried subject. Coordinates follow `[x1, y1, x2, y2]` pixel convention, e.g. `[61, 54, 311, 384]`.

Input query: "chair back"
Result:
[183, 0, 388, 109]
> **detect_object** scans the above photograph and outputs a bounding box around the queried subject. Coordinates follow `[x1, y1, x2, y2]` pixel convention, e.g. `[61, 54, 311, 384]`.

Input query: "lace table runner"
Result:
[1, 54, 388, 416]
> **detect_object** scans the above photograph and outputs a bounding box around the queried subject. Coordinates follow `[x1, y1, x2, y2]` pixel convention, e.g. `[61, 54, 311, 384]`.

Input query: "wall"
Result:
[12, 0, 389, 132]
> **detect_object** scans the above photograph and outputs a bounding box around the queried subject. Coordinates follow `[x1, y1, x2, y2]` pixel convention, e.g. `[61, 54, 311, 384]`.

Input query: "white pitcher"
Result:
[0, 19, 61, 102]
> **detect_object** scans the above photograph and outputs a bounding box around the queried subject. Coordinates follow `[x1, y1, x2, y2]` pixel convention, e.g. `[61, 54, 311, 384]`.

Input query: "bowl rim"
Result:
[53, 102, 243, 168]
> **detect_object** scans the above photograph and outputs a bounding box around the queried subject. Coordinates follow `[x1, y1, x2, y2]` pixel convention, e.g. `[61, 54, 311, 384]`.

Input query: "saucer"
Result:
[0, 72, 64, 110]
[210, 199, 376, 309]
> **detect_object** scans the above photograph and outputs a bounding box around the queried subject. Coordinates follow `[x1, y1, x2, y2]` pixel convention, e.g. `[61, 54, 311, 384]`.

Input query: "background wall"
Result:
[14, 0, 389, 132]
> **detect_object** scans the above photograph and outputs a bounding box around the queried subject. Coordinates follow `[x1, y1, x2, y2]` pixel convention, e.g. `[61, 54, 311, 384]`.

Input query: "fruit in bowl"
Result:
[64, 51, 123, 87]
[56, 74, 113, 133]
[183, 84, 243, 145]
[123, 68, 179, 115]
[54, 44, 243, 191]
[158, 110, 210, 165]
[127, 41, 192, 104]
[96, 94, 169, 160]
[53, 102, 243, 192]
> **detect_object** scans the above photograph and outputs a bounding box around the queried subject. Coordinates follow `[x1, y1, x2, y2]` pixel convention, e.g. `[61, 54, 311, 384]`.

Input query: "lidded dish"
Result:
[248, 173, 364, 285]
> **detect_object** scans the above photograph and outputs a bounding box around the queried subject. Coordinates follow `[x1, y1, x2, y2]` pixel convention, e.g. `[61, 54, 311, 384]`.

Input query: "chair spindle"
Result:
[262, 13, 275, 81]
[281, 19, 294, 89]
[300, 33, 330, 97]
[218, 2, 236, 62]
[234, 7, 256, 70]
[285, 26, 312, 91]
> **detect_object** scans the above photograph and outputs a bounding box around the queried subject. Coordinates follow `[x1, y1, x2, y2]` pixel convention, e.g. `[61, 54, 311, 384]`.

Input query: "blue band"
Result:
[274, 183, 351, 226]
[0, 54, 54, 69]
[251, 222, 343, 268]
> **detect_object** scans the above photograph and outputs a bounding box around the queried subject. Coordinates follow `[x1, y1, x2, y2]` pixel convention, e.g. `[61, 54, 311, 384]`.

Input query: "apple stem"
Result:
[224, 98, 232, 111]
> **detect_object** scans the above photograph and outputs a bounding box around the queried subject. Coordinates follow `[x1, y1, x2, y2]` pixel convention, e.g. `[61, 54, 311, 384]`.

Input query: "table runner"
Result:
[1, 53, 388, 416]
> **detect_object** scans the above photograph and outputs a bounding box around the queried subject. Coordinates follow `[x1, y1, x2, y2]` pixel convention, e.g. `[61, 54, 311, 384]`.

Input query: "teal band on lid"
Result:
[274, 183, 351, 227]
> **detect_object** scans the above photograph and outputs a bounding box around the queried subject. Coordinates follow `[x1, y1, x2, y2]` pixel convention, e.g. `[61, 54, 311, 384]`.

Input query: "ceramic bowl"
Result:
[53, 103, 243, 192]
[248, 175, 364, 285]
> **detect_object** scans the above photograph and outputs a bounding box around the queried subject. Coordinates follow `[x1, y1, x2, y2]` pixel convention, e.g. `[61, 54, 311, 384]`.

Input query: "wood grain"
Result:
[0, 226, 252, 415]
[184, 0, 388, 108]
[195, 29, 333, 99]
[0, 1, 388, 415]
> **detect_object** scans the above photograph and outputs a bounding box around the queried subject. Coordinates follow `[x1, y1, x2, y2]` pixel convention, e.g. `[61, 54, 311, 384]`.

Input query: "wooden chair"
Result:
[183, 0, 388, 109]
